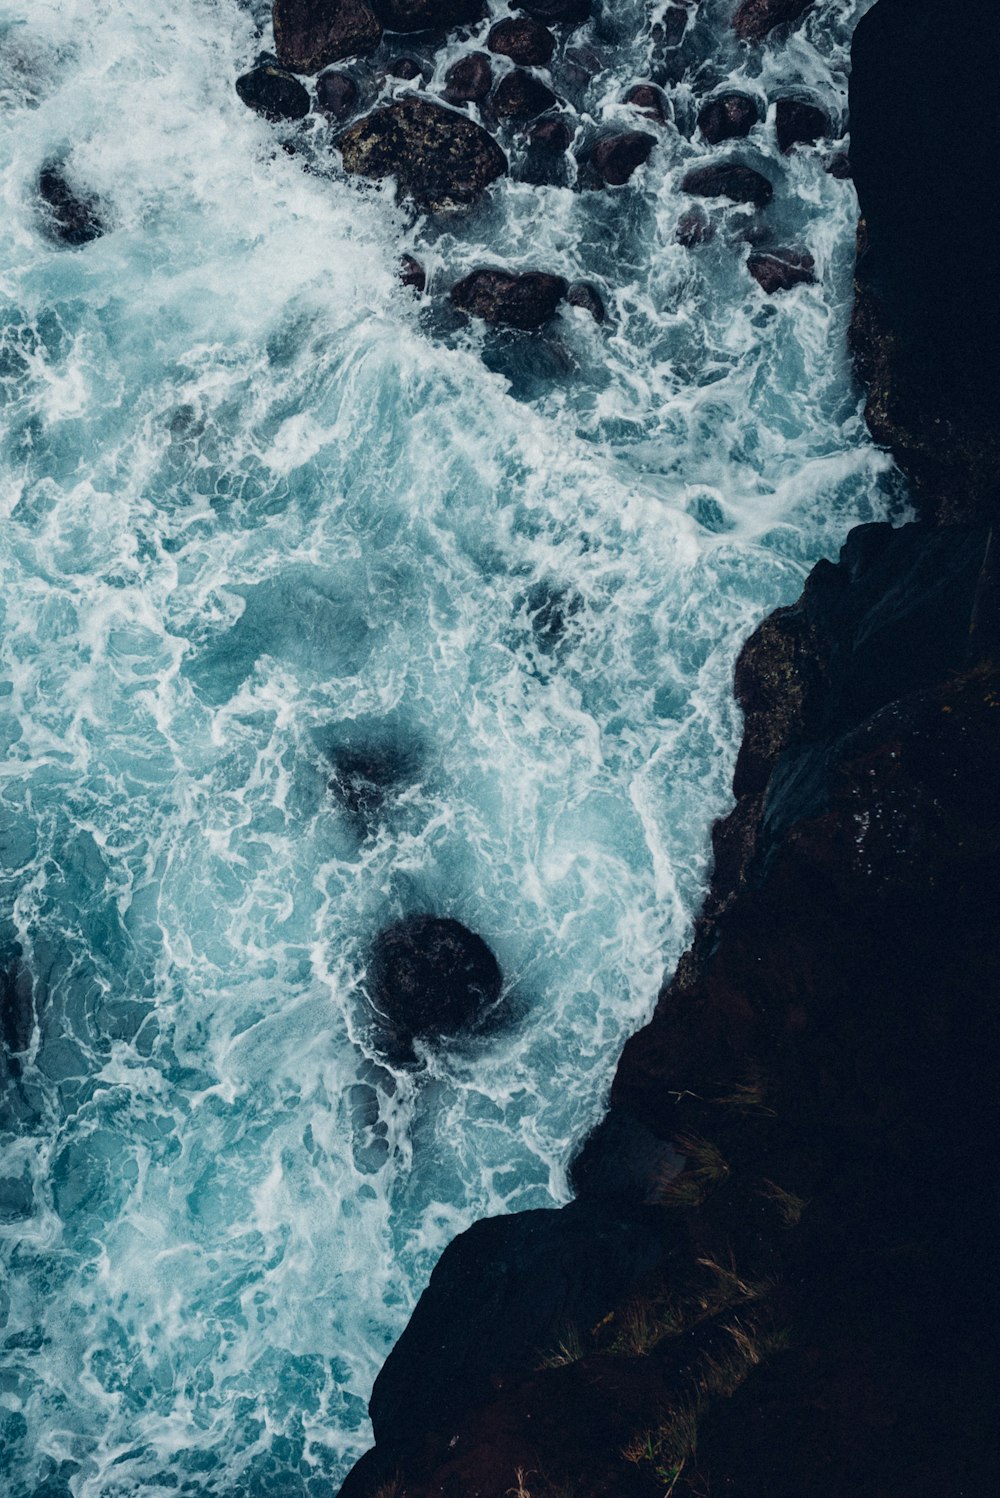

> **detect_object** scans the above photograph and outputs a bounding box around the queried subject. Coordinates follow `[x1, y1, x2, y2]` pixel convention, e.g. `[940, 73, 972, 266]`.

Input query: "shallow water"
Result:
[0, 2, 889, 1493]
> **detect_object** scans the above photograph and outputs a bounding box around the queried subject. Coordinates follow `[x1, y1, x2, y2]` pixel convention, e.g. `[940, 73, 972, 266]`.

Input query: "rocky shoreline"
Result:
[337, 2, 1000, 1494]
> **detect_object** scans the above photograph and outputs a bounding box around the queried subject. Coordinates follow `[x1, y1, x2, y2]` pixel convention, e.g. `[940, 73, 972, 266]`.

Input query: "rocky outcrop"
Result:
[451, 268, 567, 328]
[366, 915, 503, 1064]
[337, 4, 1000, 1497]
[337, 96, 507, 208]
[273, 0, 382, 75]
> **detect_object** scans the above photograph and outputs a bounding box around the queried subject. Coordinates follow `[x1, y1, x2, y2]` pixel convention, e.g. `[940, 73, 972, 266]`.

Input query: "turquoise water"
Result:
[0, 2, 887, 1494]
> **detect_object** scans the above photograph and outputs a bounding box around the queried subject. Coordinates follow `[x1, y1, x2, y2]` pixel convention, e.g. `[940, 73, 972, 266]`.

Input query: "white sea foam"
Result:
[0, 1, 887, 1493]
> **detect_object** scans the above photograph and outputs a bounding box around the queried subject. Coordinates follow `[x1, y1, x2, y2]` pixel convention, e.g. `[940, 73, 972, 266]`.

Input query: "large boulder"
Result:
[366, 915, 502, 1062]
[487, 17, 556, 66]
[273, 0, 382, 74]
[747, 248, 816, 292]
[451, 268, 567, 328]
[315, 68, 360, 118]
[492, 69, 558, 120]
[697, 91, 759, 143]
[442, 51, 493, 104]
[732, 0, 814, 42]
[775, 97, 830, 152]
[373, 0, 486, 31]
[236, 63, 311, 121]
[337, 96, 508, 209]
[591, 130, 656, 185]
[37, 164, 105, 246]
[681, 161, 773, 206]
[624, 82, 669, 123]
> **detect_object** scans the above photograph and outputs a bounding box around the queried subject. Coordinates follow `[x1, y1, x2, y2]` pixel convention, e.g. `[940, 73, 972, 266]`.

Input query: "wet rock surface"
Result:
[337, 95, 507, 208]
[273, 0, 382, 75]
[733, 0, 815, 42]
[697, 90, 759, 143]
[623, 81, 669, 122]
[775, 96, 829, 152]
[451, 268, 568, 328]
[442, 50, 493, 103]
[37, 164, 105, 246]
[366, 914, 502, 1063]
[682, 160, 773, 205]
[315, 67, 360, 118]
[747, 248, 816, 292]
[236, 63, 311, 121]
[492, 68, 558, 120]
[591, 129, 656, 185]
[567, 280, 605, 323]
[488, 17, 556, 66]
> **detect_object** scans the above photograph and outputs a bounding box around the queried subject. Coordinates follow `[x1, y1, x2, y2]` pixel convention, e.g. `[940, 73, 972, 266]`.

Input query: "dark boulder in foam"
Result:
[37, 164, 105, 247]
[487, 17, 556, 67]
[747, 248, 816, 293]
[442, 52, 494, 105]
[681, 160, 773, 206]
[273, 0, 382, 75]
[236, 64, 311, 121]
[337, 97, 507, 210]
[492, 70, 558, 121]
[590, 129, 656, 185]
[367, 915, 503, 1063]
[697, 91, 759, 144]
[775, 97, 830, 153]
[315, 67, 360, 119]
[451, 268, 567, 329]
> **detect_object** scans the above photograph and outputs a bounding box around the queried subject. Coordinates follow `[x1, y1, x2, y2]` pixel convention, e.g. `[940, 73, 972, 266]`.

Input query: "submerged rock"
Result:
[315, 67, 360, 118]
[487, 17, 555, 66]
[451, 268, 567, 328]
[367, 915, 502, 1063]
[236, 63, 311, 121]
[733, 0, 814, 42]
[747, 248, 816, 292]
[623, 82, 669, 123]
[385, 54, 423, 79]
[37, 164, 105, 246]
[337, 96, 507, 209]
[677, 203, 713, 247]
[442, 51, 493, 104]
[328, 741, 416, 828]
[591, 130, 656, 185]
[492, 69, 558, 121]
[373, 0, 486, 30]
[697, 91, 759, 144]
[567, 280, 605, 323]
[682, 161, 773, 206]
[528, 115, 571, 152]
[775, 97, 830, 152]
[273, 0, 382, 75]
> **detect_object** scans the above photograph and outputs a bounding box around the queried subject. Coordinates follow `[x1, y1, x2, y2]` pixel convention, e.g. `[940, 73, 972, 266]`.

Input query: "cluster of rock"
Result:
[223, 0, 838, 324]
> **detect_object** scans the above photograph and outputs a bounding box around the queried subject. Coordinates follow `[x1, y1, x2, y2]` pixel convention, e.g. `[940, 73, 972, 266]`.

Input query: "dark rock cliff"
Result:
[338, 3, 1000, 1494]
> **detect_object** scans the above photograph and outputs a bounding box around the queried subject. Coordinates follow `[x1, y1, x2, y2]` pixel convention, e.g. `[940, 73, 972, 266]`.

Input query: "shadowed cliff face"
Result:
[337, 3, 1000, 1495]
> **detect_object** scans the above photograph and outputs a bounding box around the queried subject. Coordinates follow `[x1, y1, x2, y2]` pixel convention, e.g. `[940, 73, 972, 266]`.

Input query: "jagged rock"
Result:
[733, 0, 814, 42]
[624, 82, 669, 122]
[826, 150, 851, 179]
[451, 268, 567, 328]
[399, 253, 426, 291]
[487, 17, 555, 66]
[567, 281, 605, 323]
[591, 130, 656, 185]
[747, 248, 816, 292]
[273, 0, 382, 75]
[492, 69, 558, 120]
[373, 0, 486, 31]
[367, 915, 502, 1063]
[443, 51, 493, 104]
[681, 161, 773, 206]
[337, 96, 507, 209]
[697, 91, 759, 143]
[316, 68, 359, 118]
[513, 0, 591, 23]
[236, 63, 311, 120]
[775, 96, 830, 152]
[37, 164, 105, 246]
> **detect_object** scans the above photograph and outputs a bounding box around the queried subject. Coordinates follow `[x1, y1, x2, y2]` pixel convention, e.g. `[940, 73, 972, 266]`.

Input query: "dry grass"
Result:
[712, 1075, 776, 1116]
[536, 1323, 583, 1370]
[507, 1469, 536, 1498]
[654, 1133, 731, 1207]
[758, 1177, 809, 1227]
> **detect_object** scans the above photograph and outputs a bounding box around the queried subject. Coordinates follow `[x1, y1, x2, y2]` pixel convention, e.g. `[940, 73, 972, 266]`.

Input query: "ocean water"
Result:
[0, 2, 889, 1494]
